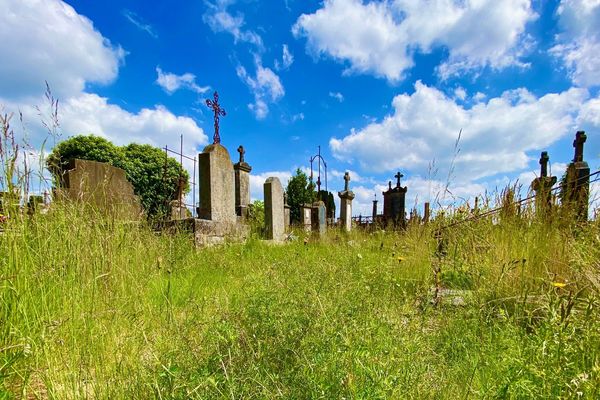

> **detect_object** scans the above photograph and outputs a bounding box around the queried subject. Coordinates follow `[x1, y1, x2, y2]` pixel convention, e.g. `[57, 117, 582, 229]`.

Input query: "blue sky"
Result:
[1, 0, 599, 215]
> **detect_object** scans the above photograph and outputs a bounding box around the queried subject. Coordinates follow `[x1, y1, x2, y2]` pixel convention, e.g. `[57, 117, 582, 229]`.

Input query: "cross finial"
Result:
[343, 171, 350, 191]
[206, 91, 226, 144]
[388, 180, 392, 190]
[394, 171, 404, 188]
[237, 145, 245, 163]
[539, 151, 549, 177]
[573, 131, 586, 163]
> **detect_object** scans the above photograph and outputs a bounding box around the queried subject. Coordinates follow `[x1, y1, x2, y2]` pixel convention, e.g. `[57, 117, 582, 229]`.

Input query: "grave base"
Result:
[163, 217, 250, 247]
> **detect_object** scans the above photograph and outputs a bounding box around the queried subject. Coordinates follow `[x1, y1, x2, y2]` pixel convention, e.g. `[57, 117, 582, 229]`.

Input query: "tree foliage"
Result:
[285, 169, 315, 224]
[47, 135, 189, 220]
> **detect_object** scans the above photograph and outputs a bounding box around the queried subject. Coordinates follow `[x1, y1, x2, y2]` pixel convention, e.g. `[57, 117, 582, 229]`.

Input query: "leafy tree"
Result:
[47, 135, 189, 220]
[247, 200, 265, 234]
[285, 168, 315, 224]
[317, 190, 336, 220]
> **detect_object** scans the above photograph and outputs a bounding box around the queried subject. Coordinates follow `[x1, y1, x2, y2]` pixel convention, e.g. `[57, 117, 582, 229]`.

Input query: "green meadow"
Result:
[1, 203, 599, 399]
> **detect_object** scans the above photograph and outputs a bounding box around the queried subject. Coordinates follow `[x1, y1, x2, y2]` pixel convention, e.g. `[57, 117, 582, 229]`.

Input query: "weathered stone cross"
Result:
[539, 151, 549, 177]
[206, 91, 226, 144]
[344, 171, 350, 191]
[573, 131, 586, 163]
[395, 171, 404, 188]
[237, 145, 245, 163]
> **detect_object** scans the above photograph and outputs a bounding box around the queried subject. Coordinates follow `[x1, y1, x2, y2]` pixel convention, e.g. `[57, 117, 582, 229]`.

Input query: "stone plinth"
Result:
[264, 177, 285, 241]
[198, 144, 236, 222]
[338, 190, 355, 232]
[311, 201, 326, 236]
[163, 217, 249, 247]
[234, 161, 252, 219]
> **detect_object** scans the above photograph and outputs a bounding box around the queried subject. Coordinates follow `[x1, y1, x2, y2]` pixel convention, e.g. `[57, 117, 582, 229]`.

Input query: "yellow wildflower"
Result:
[552, 282, 567, 288]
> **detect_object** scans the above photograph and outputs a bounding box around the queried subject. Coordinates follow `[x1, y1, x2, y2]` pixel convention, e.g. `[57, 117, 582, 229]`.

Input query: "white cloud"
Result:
[330, 81, 588, 180]
[293, 0, 536, 81]
[275, 44, 295, 70]
[249, 171, 293, 201]
[122, 9, 157, 38]
[155, 67, 210, 95]
[0, 0, 125, 101]
[203, 2, 263, 49]
[329, 91, 344, 102]
[237, 60, 285, 119]
[454, 87, 467, 101]
[551, 0, 600, 87]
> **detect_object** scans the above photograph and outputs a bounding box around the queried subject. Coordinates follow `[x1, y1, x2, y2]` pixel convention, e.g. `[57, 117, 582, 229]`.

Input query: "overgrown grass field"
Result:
[1, 204, 599, 398]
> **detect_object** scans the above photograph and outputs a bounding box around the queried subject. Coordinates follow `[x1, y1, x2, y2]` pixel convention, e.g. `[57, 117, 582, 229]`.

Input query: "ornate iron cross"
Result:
[206, 91, 226, 144]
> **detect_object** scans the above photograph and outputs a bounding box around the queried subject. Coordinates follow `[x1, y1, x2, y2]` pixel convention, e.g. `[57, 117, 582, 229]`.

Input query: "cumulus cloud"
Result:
[249, 171, 293, 201]
[330, 81, 588, 180]
[551, 0, 600, 87]
[292, 0, 536, 81]
[0, 0, 125, 101]
[237, 59, 285, 119]
[155, 67, 210, 94]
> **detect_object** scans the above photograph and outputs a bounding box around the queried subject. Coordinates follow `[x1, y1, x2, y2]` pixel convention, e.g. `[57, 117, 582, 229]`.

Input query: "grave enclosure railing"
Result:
[163, 135, 197, 218]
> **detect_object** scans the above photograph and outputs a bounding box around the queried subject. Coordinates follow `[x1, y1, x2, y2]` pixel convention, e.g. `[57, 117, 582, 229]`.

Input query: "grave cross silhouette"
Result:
[394, 171, 404, 188]
[573, 131, 587, 163]
[539, 151, 549, 177]
[237, 145, 245, 163]
[206, 91, 226, 144]
[343, 171, 350, 191]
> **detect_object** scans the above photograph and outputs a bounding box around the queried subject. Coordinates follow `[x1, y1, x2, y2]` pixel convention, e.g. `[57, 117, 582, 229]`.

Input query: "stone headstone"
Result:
[424, 202, 430, 223]
[382, 172, 407, 225]
[531, 151, 557, 215]
[311, 201, 326, 236]
[564, 131, 590, 221]
[56, 159, 142, 219]
[197, 143, 236, 222]
[264, 177, 284, 241]
[234, 145, 252, 219]
[301, 204, 312, 232]
[338, 171, 355, 232]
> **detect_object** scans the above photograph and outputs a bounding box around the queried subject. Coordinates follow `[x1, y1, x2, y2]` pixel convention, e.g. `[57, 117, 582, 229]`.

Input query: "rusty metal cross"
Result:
[206, 91, 226, 144]
[395, 171, 404, 188]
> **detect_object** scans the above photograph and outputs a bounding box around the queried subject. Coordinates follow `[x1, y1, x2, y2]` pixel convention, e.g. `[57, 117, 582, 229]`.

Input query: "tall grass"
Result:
[1, 199, 599, 398]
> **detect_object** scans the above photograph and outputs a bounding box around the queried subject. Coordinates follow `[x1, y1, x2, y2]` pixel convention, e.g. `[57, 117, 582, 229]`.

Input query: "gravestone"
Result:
[284, 192, 291, 231]
[197, 143, 236, 222]
[382, 172, 408, 225]
[423, 202, 430, 223]
[301, 204, 312, 232]
[56, 159, 142, 219]
[311, 201, 326, 236]
[338, 171, 355, 232]
[531, 151, 557, 215]
[264, 177, 285, 241]
[234, 145, 252, 219]
[564, 131, 590, 221]
[372, 195, 378, 224]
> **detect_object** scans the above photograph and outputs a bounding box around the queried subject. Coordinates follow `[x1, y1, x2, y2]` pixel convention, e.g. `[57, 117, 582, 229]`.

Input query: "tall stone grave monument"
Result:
[338, 171, 355, 231]
[382, 172, 408, 225]
[564, 131, 590, 221]
[311, 201, 327, 236]
[233, 145, 252, 219]
[264, 177, 285, 241]
[198, 143, 236, 222]
[531, 151, 557, 215]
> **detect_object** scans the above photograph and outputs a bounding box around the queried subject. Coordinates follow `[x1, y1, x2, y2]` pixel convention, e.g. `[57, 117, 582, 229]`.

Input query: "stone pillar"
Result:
[338, 190, 355, 232]
[311, 201, 326, 236]
[233, 153, 252, 219]
[264, 177, 284, 241]
[301, 204, 312, 232]
[531, 151, 557, 216]
[382, 181, 392, 219]
[372, 198, 378, 225]
[198, 143, 236, 222]
[284, 194, 291, 231]
[423, 202, 430, 223]
[564, 131, 590, 221]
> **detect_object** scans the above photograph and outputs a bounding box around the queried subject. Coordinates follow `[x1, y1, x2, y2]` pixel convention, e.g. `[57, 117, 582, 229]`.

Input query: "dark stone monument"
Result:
[424, 202, 430, 223]
[233, 145, 252, 219]
[563, 131, 590, 221]
[531, 151, 557, 215]
[382, 172, 408, 225]
[372, 195, 378, 221]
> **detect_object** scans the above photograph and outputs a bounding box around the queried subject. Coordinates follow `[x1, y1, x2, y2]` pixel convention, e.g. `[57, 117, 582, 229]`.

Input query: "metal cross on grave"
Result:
[237, 145, 245, 163]
[343, 171, 350, 191]
[206, 91, 226, 144]
[394, 171, 404, 188]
